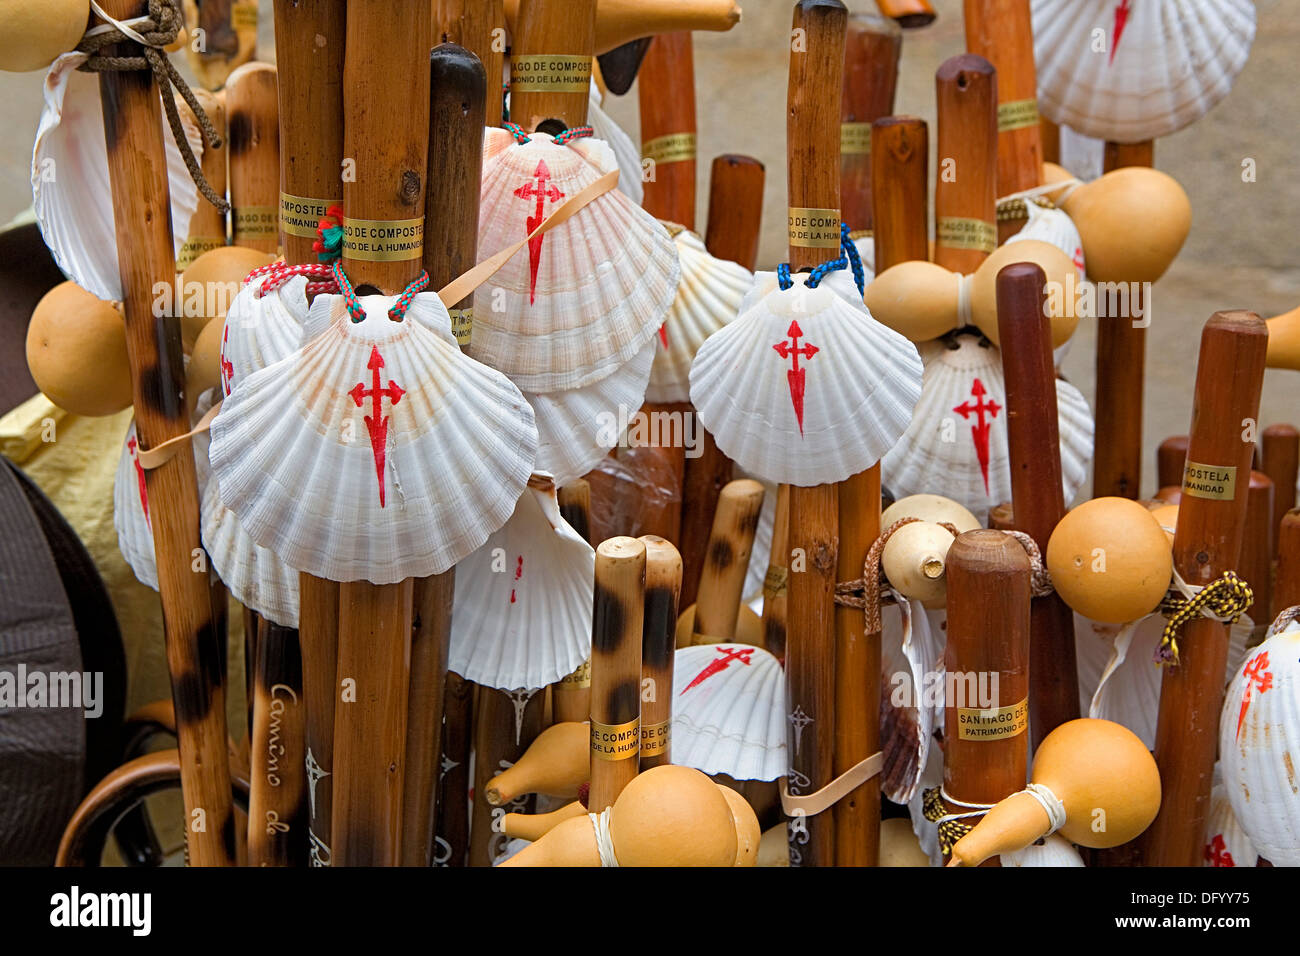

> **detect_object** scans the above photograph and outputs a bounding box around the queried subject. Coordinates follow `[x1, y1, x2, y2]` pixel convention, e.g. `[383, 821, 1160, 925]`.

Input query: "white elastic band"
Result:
[1171, 567, 1241, 623]
[590, 809, 618, 867]
[956, 273, 974, 328]
[1020, 782, 1067, 836]
[997, 178, 1083, 208]
[88, 0, 158, 47]
[934, 786, 995, 829]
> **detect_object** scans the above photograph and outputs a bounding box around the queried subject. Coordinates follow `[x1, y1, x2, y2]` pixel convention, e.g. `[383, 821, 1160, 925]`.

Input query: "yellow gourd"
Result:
[717, 785, 760, 867]
[179, 246, 276, 351]
[1265, 305, 1300, 372]
[881, 494, 981, 533]
[0, 0, 87, 72]
[484, 721, 588, 806]
[26, 282, 133, 417]
[187, 317, 224, 406]
[502, 800, 585, 842]
[756, 823, 789, 866]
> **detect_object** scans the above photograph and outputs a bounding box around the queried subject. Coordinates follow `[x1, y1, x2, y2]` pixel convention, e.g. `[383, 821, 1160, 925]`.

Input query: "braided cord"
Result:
[502, 121, 531, 144]
[553, 125, 595, 145]
[922, 787, 994, 857]
[1156, 571, 1254, 666]
[777, 223, 866, 296]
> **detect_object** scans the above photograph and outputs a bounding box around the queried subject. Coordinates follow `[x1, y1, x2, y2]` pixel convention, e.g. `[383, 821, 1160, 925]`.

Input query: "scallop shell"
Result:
[881, 333, 1093, 523]
[448, 476, 594, 691]
[33, 52, 202, 303]
[645, 227, 752, 405]
[690, 271, 923, 487]
[209, 290, 538, 584]
[588, 86, 644, 205]
[220, 274, 310, 398]
[1218, 608, 1300, 866]
[1006, 201, 1086, 281]
[1204, 765, 1257, 867]
[850, 235, 877, 286]
[1031, 0, 1256, 142]
[1001, 834, 1086, 867]
[472, 129, 680, 393]
[672, 642, 786, 781]
[880, 597, 944, 803]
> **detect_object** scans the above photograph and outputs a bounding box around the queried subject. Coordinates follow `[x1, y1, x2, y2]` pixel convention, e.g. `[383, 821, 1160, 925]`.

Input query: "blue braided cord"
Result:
[503, 121, 531, 144]
[779, 223, 864, 293]
[333, 261, 366, 323]
[840, 222, 866, 295]
[388, 271, 431, 321]
[553, 125, 595, 145]
[777, 262, 793, 290]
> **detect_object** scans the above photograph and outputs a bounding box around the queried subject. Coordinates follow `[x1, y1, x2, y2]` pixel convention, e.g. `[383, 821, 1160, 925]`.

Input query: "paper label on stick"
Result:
[763, 564, 789, 598]
[997, 98, 1040, 132]
[788, 208, 842, 249]
[1183, 461, 1238, 501]
[280, 193, 342, 239]
[233, 206, 277, 242]
[341, 217, 424, 262]
[510, 55, 592, 92]
[640, 719, 670, 756]
[642, 132, 696, 166]
[936, 217, 997, 253]
[449, 308, 472, 345]
[591, 717, 640, 761]
[560, 659, 591, 689]
[176, 236, 225, 271]
[840, 122, 872, 156]
[957, 698, 1027, 740]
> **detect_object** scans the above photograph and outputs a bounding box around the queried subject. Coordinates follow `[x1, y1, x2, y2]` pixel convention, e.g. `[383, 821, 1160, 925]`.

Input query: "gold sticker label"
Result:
[642, 131, 697, 166]
[1183, 461, 1238, 501]
[591, 717, 640, 761]
[341, 217, 424, 262]
[957, 698, 1028, 740]
[997, 98, 1040, 132]
[640, 719, 670, 757]
[560, 659, 591, 689]
[763, 564, 789, 599]
[175, 236, 225, 271]
[233, 206, 277, 242]
[788, 207, 842, 249]
[936, 217, 997, 253]
[280, 193, 341, 239]
[449, 307, 472, 345]
[510, 55, 592, 92]
[840, 122, 872, 156]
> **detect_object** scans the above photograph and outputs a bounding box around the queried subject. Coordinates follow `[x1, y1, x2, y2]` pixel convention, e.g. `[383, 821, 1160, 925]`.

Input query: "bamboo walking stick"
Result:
[248, 619, 308, 865]
[554, 480, 594, 724]
[1141, 311, 1267, 866]
[933, 54, 997, 275]
[329, 0, 431, 866]
[639, 535, 682, 770]
[1278, 510, 1300, 615]
[763, 483, 790, 662]
[588, 536, 646, 811]
[1262, 424, 1299, 554]
[226, 62, 280, 254]
[683, 478, 765, 646]
[870, 116, 927, 272]
[272, 0, 345, 867]
[435, 0, 506, 126]
[93, 0, 235, 867]
[840, 12, 899, 254]
[176, 89, 227, 271]
[996, 262, 1079, 746]
[784, 0, 847, 868]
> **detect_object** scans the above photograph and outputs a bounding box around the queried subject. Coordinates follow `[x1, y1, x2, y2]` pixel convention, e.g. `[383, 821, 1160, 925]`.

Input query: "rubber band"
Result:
[136, 400, 222, 471]
[589, 808, 619, 867]
[779, 752, 883, 818]
[88, 0, 154, 46]
[956, 272, 974, 329]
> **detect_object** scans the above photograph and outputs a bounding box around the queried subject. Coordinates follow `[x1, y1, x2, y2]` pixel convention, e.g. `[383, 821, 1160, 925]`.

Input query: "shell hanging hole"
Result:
[536, 118, 568, 137]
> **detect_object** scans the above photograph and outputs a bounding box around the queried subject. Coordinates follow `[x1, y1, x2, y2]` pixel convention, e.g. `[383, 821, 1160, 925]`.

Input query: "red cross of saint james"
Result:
[1204, 834, 1235, 867]
[510, 555, 523, 605]
[127, 434, 149, 527]
[349, 345, 405, 508]
[953, 378, 1002, 494]
[1110, 0, 1131, 64]
[772, 320, 819, 435]
[682, 645, 755, 694]
[1236, 651, 1273, 740]
[219, 323, 235, 395]
[514, 159, 565, 305]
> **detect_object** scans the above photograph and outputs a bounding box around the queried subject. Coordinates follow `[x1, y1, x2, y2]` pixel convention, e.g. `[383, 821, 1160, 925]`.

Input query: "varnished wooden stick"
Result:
[840, 11, 900, 249]
[330, 0, 431, 866]
[1241, 472, 1275, 631]
[504, 0, 740, 55]
[1040, 115, 1060, 165]
[554, 479, 594, 724]
[639, 535, 682, 769]
[943, 530, 1031, 866]
[763, 483, 791, 662]
[95, 0, 234, 867]
[689, 479, 766, 644]
[468, 687, 545, 865]
[1277, 510, 1300, 615]
[588, 536, 646, 811]
[1262, 424, 1299, 555]
[435, 0, 506, 126]
[434, 672, 473, 865]
[1142, 311, 1268, 866]
[175, 89, 227, 272]
[508, 0, 596, 133]
[933, 54, 997, 274]
[247, 620, 307, 866]
[226, 62, 280, 254]
[996, 262, 1079, 746]
[1157, 435, 1190, 492]
[870, 116, 928, 272]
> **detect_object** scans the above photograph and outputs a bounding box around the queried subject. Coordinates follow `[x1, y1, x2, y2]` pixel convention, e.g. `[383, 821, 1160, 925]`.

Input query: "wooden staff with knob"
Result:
[784, 0, 847, 868]
[435, 0, 506, 126]
[94, 0, 235, 867]
[639, 535, 682, 770]
[1262, 424, 1299, 553]
[1157, 435, 1190, 491]
[871, 116, 927, 272]
[508, 0, 596, 134]
[681, 478, 765, 646]
[504, 0, 741, 55]
[329, 0, 431, 866]
[1141, 311, 1268, 866]
[933, 54, 997, 275]
[434, 672, 473, 865]
[247, 620, 307, 865]
[1277, 510, 1300, 615]
[175, 89, 227, 271]
[554, 480, 594, 724]
[1241, 472, 1275, 633]
[840, 12, 899, 260]
[942, 530, 1031, 866]
[996, 262, 1079, 746]
[226, 62, 280, 254]
[588, 536, 646, 812]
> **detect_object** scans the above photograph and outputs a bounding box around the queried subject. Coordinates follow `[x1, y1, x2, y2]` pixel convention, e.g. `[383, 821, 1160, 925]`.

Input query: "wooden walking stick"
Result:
[504, 0, 741, 55]
[329, 0, 431, 866]
[939, 530, 1031, 866]
[247, 620, 307, 865]
[468, 687, 546, 865]
[784, 0, 847, 868]
[1241, 472, 1275, 632]
[508, 0, 596, 135]
[588, 536, 646, 811]
[962, 0, 1041, 245]
[933, 54, 997, 275]
[870, 116, 927, 272]
[679, 478, 766, 647]
[226, 61, 280, 255]
[1278, 510, 1300, 615]
[996, 262, 1079, 746]
[840, 12, 899, 252]
[176, 89, 228, 271]
[554, 480, 594, 724]
[1157, 435, 1189, 492]
[1262, 424, 1299, 553]
[1141, 311, 1268, 867]
[639, 535, 682, 770]
[435, 0, 506, 126]
[434, 672, 473, 865]
[272, 0, 345, 867]
[93, 0, 234, 867]
[763, 483, 790, 662]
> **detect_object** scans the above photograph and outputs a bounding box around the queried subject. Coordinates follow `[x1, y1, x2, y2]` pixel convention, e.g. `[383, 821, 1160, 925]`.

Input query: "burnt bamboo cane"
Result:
[1092, 141, 1154, 499]
[554, 480, 594, 723]
[175, 89, 227, 271]
[95, 0, 234, 867]
[1157, 435, 1190, 492]
[435, 0, 506, 126]
[784, 0, 847, 868]
[1278, 510, 1300, 614]
[248, 619, 308, 865]
[434, 672, 473, 865]
[870, 116, 928, 272]
[469, 687, 546, 865]
[508, 0, 596, 134]
[639, 535, 682, 770]
[687, 478, 765, 645]
[1242, 471, 1275, 632]
[933, 54, 997, 275]
[996, 262, 1079, 747]
[1142, 311, 1268, 866]
[330, 0, 431, 866]
[962, 0, 1041, 244]
[273, 0, 346, 867]
[763, 483, 790, 662]
[1262, 424, 1299, 555]
[840, 12, 899, 246]
[226, 62, 280, 254]
[588, 536, 647, 811]
[943, 530, 1031, 866]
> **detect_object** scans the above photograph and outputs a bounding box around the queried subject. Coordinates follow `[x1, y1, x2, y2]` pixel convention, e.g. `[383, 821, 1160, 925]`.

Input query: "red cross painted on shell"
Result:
[682, 645, 755, 694]
[127, 435, 149, 528]
[772, 320, 819, 435]
[1109, 0, 1132, 65]
[510, 555, 523, 605]
[1236, 650, 1273, 740]
[953, 378, 1002, 494]
[349, 345, 405, 508]
[514, 159, 565, 305]
[220, 323, 234, 396]
[1204, 833, 1235, 867]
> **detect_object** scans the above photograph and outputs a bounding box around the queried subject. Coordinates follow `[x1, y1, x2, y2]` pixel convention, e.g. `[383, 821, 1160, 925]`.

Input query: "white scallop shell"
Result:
[209, 290, 538, 584]
[1001, 834, 1086, 867]
[1218, 608, 1300, 866]
[690, 271, 922, 487]
[645, 227, 751, 405]
[880, 597, 944, 803]
[1006, 201, 1086, 281]
[881, 333, 1093, 523]
[472, 128, 679, 393]
[220, 273, 310, 398]
[850, 235, 877, 286]
[1031, 0, 1256, 142]
[448, 477, 593, 691]
[33, 52, 202, 303]
[588, 86, 644, 205]
[672, 642, 786, 781]
[1204, 764, 1257, 867]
